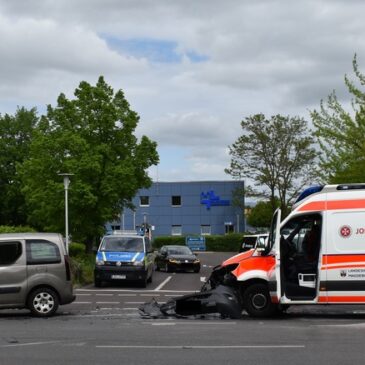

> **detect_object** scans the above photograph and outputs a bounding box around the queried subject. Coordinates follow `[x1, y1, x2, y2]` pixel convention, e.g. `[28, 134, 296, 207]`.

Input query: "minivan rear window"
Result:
[0, 241, 22, 265]
[26, 240, 61, 265]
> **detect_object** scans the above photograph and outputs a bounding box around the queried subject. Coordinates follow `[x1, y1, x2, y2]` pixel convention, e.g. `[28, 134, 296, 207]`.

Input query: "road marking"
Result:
[125, 302, 145, 304]
[164, 294, 184, 297]
[96, 302, 120, 304]
[96, 294, 114, 296]
[73, 302, 92, 304]
[200, 277, 206, 282]
[154, 276, 172, 291]
[1, 341, 60, 348]
[140, 294, 160, 297]
[96, 345, 305, 349]
[143, 321, 237, 326]
[76, 294, 91, 296]
[118, 294, 137, 297]
[76, 289, 194, 293]
[122, 308, 139, 310]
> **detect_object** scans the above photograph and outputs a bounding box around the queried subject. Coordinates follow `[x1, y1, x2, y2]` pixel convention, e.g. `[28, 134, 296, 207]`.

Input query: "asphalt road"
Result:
[1, 252, 365, 365]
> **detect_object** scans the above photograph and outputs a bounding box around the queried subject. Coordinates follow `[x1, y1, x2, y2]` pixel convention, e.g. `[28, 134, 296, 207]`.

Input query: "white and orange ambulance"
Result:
[211, 184, 365, 317]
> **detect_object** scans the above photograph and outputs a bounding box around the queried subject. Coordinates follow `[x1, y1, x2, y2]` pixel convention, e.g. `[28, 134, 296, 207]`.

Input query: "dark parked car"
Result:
[155, 245, 200, 273]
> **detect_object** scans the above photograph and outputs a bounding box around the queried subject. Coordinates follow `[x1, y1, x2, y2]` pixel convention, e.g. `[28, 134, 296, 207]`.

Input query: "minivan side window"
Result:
[0, 241, 22, 265]
[26, 240, 61, 265]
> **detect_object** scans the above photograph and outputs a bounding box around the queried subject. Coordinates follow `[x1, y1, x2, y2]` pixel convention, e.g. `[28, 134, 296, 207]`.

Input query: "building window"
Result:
[172, 196, 181, 206]
[171, 225, 182, 236]
[201, 225, 211, 236]
[140, 196, 149, 206]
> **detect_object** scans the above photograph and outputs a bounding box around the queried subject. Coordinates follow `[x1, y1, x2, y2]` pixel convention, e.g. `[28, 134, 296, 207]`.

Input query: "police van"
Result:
[213, 184, 365, 317]
[94, 231, 154, 288]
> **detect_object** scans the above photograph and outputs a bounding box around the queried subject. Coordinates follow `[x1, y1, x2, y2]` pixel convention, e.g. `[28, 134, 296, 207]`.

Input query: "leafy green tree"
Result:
[0, 107, 38, 225]
[225, 114, 317, 217]
[247, 200, 279, 229]
[19, 77, 159, 251]
[311, 55, 365, 183]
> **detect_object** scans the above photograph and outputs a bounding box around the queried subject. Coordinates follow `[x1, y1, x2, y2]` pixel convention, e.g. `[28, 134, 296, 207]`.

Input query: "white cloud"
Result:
[1, 0, 365, 181]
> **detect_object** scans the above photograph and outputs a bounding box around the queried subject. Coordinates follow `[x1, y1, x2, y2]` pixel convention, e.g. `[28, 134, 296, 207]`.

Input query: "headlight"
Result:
[133, 261, 144, 267]
[193, 259, 200, 264]
[96, 260, 104, 266]
[169, 259, 179, 264]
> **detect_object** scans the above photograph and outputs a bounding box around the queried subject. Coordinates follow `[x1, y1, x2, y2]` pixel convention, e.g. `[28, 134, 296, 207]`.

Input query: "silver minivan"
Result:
[0, 233, 76, 317]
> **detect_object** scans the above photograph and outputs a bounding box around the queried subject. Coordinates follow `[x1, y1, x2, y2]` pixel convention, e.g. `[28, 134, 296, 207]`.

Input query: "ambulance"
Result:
[208, 184, 365, 317]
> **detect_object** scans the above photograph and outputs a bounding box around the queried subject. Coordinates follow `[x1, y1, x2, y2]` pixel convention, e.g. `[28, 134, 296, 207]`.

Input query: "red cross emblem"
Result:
[339, 225, 352, 238]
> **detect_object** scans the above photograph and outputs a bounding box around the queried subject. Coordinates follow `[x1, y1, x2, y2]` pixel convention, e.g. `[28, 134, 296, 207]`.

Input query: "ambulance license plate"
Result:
[111, 275, 126, 279]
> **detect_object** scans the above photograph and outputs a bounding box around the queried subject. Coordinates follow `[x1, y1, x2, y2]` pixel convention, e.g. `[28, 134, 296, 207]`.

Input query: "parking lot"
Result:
[1, 252, 365, 365]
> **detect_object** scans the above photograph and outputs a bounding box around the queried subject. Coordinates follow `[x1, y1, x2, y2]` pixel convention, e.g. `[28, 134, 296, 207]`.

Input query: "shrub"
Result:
[0, 225, 36, 233]
[69, 242, 86, 257]
[152, 233, 243, 252]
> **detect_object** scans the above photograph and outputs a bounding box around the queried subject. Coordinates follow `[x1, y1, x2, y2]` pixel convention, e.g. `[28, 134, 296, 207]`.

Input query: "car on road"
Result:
[94, 231, 154, 288]
[0, 232, 75, 317]
[155, 245, 201, 273]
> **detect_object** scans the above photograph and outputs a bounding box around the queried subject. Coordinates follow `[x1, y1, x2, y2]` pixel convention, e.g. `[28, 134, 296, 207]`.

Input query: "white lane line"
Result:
[122, 308, 139, 310]
[125, 302, 145, 304]
[76, 294, 92, 296]
[96, 294, 114, 296]
[96, 345, 305, 349]
[73, 302, 92, 304]
[76, 289, 193, 293]
[96, 302, 120, 304]
[154, 276, 172, 291]
[140, 294, 160, 297]
[143, 322, 237, 326]
[200, 277, 206, 282]
[164, 294, 184, 297]
[1, 341, 60, 348]
[118, 294, 137, 297]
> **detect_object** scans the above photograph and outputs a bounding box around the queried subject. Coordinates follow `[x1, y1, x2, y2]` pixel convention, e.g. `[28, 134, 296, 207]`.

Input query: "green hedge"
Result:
[0, 225, 36, 233]
[69, 242, 86, 257]
[153, 233, 243, 252]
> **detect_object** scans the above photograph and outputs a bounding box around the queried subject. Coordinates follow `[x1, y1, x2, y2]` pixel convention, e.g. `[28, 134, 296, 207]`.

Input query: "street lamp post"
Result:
[58, 173, 74, 253]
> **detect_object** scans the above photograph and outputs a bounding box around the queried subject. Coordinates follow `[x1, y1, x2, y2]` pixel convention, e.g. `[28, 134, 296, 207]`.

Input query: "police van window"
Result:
[0, 241, 22, 265]
[26, 240, 61, 265]
[101, 236, 144, 252]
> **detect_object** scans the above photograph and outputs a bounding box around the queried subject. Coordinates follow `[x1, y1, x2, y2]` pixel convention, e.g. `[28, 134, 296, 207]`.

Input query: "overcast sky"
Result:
[1, 0, 364, 182]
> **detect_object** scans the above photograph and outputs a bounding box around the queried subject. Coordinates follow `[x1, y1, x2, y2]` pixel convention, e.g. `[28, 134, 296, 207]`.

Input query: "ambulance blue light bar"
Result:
[294, 185, 324, 204]
[337, 184, 365, 190]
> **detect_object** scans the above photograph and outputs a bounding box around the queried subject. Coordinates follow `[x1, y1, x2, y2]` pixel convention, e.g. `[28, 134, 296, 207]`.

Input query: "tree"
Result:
[19, 77, 159, 251]
[225, 114, 317, 217]
[247, 200, 279, 229]
[0, 107, 38, 225]
[311, 55, 365, 183]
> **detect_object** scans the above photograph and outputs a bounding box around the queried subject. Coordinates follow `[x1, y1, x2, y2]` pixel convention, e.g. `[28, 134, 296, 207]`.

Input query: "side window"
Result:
[280, 214, 322, 257]
[0, 241, 22, 265]
[26, 240, 61, 265]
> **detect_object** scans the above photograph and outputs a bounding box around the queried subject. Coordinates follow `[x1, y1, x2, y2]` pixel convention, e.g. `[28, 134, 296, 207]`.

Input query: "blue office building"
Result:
[106, 181, 245, 237]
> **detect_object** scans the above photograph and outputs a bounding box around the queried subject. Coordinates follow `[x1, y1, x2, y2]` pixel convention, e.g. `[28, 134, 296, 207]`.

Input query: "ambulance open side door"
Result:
[267, 208, 282, 302]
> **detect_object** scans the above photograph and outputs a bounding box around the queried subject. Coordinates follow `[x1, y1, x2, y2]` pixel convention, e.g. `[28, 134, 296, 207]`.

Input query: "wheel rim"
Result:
[251, 293, 267, 310]
[33, 292, 55, 314]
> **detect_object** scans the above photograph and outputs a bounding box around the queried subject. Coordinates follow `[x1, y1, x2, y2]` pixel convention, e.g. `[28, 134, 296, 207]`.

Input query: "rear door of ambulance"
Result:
[324, 190, 365, 304]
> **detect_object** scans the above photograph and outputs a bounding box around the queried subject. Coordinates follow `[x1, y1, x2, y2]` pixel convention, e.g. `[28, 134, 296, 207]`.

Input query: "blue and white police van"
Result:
[94, 231, 154, 288]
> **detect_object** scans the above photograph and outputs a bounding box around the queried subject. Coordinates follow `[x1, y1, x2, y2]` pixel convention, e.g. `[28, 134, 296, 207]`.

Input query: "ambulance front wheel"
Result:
[243, 283, 277, 318]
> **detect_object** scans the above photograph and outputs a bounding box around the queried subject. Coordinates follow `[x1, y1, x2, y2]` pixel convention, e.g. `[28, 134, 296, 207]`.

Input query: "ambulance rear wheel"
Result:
[243, 283, 277, 318]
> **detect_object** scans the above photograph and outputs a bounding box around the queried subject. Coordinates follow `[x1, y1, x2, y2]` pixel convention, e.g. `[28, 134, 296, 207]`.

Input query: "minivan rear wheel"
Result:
[27, 287, 59, 317]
